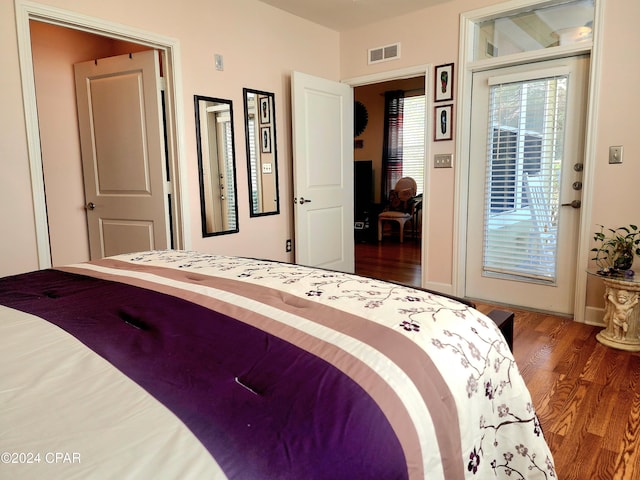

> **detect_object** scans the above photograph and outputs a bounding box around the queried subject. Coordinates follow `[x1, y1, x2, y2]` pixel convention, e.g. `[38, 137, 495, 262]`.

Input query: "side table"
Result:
[589, 269, 640, 352]
[487, 309, 514, 352]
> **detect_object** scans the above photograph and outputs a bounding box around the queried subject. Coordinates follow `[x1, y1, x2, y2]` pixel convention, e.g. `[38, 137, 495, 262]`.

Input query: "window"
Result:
[401, 95, 425, 194]
[483, 74, 568, 281]
[473, 0, 594, 61]
[217, 117, 237, 230]
[247, 117, 259, 211]
[490, 126, 542, 214]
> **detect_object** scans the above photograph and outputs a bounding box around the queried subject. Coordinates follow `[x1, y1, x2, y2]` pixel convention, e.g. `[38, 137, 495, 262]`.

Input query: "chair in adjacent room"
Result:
[378, 177, 418, 243]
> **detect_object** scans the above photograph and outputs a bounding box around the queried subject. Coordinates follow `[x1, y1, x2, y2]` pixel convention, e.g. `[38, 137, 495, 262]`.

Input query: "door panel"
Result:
[465, 56, 589, 314]
[75, 50, 168, 259]
[90, 74, 151, 193]
[291, 71, 354, 272]
[101, 220, 154, 257]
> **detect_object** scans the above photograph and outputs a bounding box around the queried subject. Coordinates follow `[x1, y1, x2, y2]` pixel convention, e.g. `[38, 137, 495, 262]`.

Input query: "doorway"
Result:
[352, 74, 426, 285]
[15, 1, 187, 269]
[74, 50, 171, 259]
[465, 56, 588, 314]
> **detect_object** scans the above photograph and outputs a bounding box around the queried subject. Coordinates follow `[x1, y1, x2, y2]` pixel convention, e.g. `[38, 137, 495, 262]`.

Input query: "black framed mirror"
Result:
[194, 95, 239, 236]
[242, 88, 280, 217]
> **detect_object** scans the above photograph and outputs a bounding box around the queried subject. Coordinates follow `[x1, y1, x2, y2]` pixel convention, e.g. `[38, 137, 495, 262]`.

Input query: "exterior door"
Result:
[291, 71, 354, 273]
[74, 50, 169, 259]
[465, 56, 589, 314]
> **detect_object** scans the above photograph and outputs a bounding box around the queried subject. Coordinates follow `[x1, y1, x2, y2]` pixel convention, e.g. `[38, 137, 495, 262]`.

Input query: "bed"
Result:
[0, 250, 555, 479]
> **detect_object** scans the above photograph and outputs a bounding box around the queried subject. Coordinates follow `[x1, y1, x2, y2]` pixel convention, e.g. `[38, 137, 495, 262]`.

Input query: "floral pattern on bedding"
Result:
[123, 250, 556, 479]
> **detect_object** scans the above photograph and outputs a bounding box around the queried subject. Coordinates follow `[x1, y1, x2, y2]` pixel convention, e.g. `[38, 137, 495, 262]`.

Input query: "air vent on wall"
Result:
[368, 42, 401, 64]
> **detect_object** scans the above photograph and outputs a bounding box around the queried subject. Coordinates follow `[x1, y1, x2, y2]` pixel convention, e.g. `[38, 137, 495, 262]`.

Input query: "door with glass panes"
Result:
[465, 56, 588, 314]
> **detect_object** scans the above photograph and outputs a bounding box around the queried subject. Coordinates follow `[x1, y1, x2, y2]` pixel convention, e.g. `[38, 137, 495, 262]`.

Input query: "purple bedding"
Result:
[0, 250, 556, 479]
[0, 269, 406, 479]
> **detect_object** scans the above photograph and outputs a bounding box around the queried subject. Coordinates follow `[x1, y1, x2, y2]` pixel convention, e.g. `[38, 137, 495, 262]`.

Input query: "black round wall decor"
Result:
[354, 101, 369, 137]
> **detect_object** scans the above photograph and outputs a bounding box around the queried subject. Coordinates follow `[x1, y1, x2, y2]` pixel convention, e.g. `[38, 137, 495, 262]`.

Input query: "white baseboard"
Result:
[421, 281, 454, 296]
[584, 305, 605, 327]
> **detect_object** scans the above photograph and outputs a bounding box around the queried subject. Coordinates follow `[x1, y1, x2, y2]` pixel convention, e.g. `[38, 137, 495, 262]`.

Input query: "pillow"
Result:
[388, 190, 413, 212]
[397, 188, 413, 202]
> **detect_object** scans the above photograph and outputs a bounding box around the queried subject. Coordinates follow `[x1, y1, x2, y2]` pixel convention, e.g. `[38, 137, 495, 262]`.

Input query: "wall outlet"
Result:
[285, 239, 292, 252]
[434, 153, 453, 168]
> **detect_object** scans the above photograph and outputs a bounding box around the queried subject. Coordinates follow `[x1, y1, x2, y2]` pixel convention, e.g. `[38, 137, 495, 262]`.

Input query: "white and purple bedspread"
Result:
[0, 250, 555, 479]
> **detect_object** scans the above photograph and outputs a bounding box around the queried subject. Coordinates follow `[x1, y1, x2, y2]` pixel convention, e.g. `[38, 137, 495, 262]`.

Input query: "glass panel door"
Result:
[465, 56, 588, 314]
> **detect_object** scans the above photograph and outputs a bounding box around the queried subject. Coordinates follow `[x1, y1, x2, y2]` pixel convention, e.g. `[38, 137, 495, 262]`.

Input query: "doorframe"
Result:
[14, 0, 191, 269]
[343, 65, 432, 288]
[453, 0, 606, 322]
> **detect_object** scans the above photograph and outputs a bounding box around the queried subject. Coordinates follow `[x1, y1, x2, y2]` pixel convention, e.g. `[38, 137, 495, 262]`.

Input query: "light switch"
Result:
[214, 54, 224, 71]
[434, 153, 453, 168]
[609, 145, 623, 164]
[262, 163, 272, 174]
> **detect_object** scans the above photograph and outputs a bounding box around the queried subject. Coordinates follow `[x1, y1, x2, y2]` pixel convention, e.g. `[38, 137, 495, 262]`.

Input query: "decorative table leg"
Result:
[596, 278, 640, 352]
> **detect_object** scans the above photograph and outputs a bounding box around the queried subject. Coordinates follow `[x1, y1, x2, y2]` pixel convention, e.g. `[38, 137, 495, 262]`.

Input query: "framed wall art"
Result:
[259, 96, 271, 124]
[434, 63, 454, 102]
[261, 126, 272, 153]
[434, 104, 453, 141]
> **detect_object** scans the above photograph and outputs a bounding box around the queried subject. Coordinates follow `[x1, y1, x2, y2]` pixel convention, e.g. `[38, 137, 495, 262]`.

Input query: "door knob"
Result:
[299, 197, 312, 204]
[561, 200, 581, 208]
[86, 202, 96, 210]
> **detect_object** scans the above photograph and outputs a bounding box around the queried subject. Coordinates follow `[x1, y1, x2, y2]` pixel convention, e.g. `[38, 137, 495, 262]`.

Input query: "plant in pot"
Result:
[591, 224, 640, 275]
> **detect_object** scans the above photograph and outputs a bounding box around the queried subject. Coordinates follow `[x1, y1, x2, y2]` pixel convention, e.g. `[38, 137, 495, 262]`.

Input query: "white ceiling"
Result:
[256, 0, 452, 31]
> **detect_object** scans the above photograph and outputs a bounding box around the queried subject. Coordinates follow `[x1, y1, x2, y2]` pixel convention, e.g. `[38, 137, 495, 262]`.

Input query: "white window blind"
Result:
[482, 75, 567, 282]
[248, 117, 259, 212]
[402, 95, 425, 194]
[221, 120, 237, 230]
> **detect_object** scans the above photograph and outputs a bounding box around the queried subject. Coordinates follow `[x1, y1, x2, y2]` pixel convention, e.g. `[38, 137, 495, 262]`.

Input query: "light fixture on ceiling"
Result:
[553, 24, 592, 46]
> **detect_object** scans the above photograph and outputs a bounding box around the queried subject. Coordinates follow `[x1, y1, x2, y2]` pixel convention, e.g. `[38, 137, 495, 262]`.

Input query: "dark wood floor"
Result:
[355, 238, 422, 286]
[355, 241, 640, 480]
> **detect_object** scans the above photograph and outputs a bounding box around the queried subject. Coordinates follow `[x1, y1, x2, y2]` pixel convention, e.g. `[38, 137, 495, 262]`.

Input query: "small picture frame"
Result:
[434, 104, 453, 141]
[260, 126, 272, 153]
[259, 96, 271, 124]
[434, 63, 454, 102]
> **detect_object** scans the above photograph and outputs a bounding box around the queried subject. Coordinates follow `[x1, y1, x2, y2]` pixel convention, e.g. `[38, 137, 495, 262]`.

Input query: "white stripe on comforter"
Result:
[0, 305, 227, 480]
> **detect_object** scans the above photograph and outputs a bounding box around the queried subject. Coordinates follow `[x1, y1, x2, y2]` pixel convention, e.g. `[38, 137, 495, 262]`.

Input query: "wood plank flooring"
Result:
[355, 241, 640, 479]
[355, 239, 422, 286]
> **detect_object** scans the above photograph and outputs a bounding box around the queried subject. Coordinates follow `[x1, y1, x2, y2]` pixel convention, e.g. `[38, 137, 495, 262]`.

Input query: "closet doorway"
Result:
[16, 2, 186, 269]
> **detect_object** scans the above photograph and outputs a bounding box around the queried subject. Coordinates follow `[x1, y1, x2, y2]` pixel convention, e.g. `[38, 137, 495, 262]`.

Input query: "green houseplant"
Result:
[591, 224, 640, 273]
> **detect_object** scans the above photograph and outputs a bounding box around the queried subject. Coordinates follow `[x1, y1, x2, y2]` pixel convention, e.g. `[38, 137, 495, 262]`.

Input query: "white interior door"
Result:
[291, 71, 354, 273]
[74, 50, 169, 259]
[465, 56, 589, 314]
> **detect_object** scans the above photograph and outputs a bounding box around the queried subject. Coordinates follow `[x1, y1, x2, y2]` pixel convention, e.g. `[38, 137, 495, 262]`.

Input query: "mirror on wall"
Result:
[242, 88, 280, 217]
[194, 95, 239, 237]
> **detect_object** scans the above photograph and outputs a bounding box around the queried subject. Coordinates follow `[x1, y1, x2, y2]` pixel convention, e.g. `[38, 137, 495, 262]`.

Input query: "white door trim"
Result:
[343, 65, 434, 290]
[14, 0, 191, 269]
[454, 0, 606, 323]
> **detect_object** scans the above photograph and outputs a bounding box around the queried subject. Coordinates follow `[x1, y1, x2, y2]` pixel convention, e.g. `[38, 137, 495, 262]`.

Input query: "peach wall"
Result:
[585, 0, 640, 310]
[341, 0, 487, 287]
[5, 0, 640, 316]
[1, 0, 339, 276]
[341, 0, 640, 309]
[1, 0, 39, 274]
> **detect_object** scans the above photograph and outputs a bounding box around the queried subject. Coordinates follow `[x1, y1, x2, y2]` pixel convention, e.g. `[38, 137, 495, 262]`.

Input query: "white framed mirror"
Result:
[194, 95, 239, 236]
[243, 88, 280, 217]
